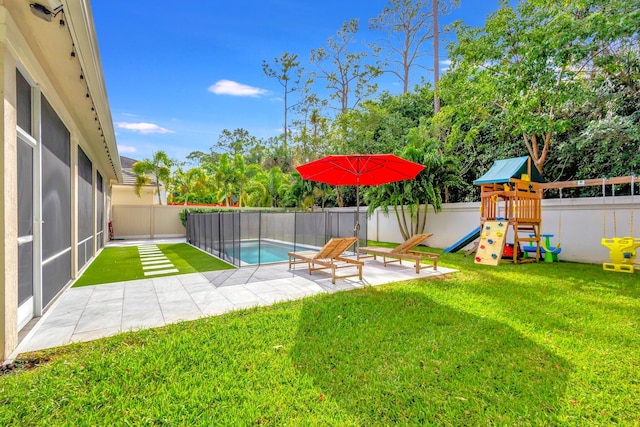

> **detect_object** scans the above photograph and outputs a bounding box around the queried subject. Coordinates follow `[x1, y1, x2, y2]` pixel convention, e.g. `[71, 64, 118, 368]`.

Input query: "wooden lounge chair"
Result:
[288, 237, 363, 284]
[358, 233, 438, 273]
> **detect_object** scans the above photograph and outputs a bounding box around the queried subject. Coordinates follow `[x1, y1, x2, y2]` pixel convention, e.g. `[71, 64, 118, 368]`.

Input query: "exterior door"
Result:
[17, 136, 35, 329]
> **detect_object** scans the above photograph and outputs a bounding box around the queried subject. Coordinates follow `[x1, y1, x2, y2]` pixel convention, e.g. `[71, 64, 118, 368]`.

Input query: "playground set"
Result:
[444, 156, 639, 272]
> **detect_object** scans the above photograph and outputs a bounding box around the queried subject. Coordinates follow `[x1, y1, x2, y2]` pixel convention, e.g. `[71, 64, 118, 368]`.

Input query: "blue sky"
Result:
[92, 1, 503, 164]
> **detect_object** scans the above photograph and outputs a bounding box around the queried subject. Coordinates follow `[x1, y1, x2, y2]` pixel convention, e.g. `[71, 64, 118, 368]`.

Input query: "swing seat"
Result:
[540, 242, 562, 255]
[601, 237, 640, 273]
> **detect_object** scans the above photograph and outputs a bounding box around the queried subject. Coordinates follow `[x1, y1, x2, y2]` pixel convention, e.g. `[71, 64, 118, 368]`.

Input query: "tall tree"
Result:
[310, 19, 381, 113]
[433, 0, 440, 113]
[213, 128, 261, 157]
[370, 0, 459, 94]
[262, 52, 304, 150]
[132, 151, 173, 205]
[443, 0, 638, 175]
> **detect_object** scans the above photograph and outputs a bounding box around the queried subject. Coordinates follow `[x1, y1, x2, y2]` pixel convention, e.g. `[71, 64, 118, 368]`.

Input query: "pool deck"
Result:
[11, 238, 456, 359]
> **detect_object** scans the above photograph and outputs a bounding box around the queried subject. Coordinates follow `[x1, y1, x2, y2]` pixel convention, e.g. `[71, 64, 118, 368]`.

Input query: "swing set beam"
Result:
[538, 175, 636, 190]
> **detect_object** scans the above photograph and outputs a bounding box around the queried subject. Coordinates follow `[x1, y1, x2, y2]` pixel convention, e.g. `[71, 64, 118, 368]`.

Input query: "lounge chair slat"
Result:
[358, 234, 438, 273]
[288, 237, 362, 284]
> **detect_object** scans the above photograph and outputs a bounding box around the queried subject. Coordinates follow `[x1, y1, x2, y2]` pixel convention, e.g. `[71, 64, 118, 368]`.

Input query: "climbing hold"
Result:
[488, 239, 494, 244]
[498, 222, 504, 227]
[480, 245, 485, 249]
[485, 226, 491, 230]
[475, 257, 482, 262]
[496, 231, 503, 237]
[491, 253, 498, 259]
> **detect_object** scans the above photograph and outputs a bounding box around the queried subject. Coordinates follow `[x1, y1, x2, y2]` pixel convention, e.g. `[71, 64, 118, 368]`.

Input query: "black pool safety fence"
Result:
[185, 210, 367, 267]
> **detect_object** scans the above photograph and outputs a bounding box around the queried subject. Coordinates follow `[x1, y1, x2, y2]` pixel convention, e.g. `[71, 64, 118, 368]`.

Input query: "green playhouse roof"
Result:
[473, 156, 544, 185]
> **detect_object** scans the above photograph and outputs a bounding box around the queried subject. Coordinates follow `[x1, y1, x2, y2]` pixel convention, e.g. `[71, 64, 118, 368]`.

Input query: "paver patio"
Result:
[13, 241, 456, 356]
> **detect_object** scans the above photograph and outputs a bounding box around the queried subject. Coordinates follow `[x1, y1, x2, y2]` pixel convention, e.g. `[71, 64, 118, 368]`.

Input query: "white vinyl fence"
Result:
[366, 196, 638, 265]
[111, 205, 186, 239]
[110, 197, 638, 265]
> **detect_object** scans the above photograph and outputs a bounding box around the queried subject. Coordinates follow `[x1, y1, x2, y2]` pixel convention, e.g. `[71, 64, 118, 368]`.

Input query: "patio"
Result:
[14, 239, 456, 356]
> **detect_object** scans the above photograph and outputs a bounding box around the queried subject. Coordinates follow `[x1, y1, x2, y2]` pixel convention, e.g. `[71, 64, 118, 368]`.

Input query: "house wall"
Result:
[0, 14, 20, 359]
[366, 196, 639, 265]
[1, 2, 119, 361]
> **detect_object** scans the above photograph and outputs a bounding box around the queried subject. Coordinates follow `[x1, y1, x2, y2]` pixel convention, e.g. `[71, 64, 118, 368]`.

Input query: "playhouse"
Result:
[464, 155, 638, 270]
[473, 156, 544, 265]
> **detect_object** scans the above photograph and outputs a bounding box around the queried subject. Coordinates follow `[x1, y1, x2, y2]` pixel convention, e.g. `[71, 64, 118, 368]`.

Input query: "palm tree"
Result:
[365, 127, 460, 240]
[132, 151, 173, 205]
[212, 153, 236, 206]
[260, 166, 288, 208]
[171, 166, 208, 204]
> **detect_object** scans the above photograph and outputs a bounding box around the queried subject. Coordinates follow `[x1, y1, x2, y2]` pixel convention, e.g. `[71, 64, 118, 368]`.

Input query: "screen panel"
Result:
[41, 94, 71, 305]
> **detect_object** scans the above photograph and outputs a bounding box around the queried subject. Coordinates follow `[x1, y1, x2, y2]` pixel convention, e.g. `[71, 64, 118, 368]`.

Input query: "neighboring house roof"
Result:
[120, 156, 158, 186]
[473, 156, 544, 185]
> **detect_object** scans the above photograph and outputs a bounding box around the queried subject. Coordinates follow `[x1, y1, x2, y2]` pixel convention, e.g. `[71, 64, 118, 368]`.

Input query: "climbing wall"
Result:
[474, 221, 508, 266]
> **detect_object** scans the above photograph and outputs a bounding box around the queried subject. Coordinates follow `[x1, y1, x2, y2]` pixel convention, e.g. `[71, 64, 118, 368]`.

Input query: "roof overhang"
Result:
[8, 1, 122, 182]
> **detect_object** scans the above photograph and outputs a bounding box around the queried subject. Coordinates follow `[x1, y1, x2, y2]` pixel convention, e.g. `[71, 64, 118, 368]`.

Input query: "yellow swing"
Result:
[601, 176, 640, 273]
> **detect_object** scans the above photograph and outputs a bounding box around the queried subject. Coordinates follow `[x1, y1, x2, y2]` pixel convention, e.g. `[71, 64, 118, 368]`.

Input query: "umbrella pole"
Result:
[354, 185, 360, 257]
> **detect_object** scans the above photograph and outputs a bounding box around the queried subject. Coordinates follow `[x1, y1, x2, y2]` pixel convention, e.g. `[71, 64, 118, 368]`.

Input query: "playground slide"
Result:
[444, 226, 482, 253]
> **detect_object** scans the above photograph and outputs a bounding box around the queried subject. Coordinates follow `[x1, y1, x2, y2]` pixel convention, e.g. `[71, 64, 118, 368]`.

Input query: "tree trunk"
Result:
[433, 0, 441, 114]
[522, 131, 552, 175]
[393, 205, 410, 241]
[156, 182, 163, 205]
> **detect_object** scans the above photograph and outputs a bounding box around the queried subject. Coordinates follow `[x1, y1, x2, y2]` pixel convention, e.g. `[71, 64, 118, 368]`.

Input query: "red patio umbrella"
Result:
[296, 154, 426, 247]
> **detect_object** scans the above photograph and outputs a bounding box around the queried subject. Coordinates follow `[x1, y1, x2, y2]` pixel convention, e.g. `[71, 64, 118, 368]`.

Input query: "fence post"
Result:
[150, 206, 154, 239]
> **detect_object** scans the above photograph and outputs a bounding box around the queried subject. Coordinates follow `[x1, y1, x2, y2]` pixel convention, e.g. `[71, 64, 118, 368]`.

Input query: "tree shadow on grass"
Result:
[291, 287, 570, 425]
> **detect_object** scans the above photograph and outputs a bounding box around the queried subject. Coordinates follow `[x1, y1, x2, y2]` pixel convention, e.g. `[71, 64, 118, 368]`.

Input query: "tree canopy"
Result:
[136, 0, 638, 234]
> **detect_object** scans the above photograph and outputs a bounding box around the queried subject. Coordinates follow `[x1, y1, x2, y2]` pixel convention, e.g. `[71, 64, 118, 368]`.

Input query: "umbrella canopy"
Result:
[296, 154, 426, 248]
[296, 154, 425, 186]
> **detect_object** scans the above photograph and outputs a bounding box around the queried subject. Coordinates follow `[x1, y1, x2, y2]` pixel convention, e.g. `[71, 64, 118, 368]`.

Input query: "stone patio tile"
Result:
[40, 308, 85, 328]
[159, 299, 203, 324]
[189, 289, 229, 307]
[217, 285, 265, 305]
[74, 309, 123, 334]
[121, 311, 166, 331]
[242, 280, 280, 294]
[122, 296, 161, 318]
[198, 298, 237, 316]
[19, 324, 76, 352]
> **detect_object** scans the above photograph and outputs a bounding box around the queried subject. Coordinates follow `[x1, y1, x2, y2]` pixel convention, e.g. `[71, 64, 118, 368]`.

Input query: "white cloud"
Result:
[440, 59, 453, 72]
[208, 79, 268, 97]
[117, 145, 137, 153]
[116, 122, 174, 134]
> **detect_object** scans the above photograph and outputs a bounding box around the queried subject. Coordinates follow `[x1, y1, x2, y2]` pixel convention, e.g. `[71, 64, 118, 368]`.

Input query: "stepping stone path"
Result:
[138, 244, 179, 277]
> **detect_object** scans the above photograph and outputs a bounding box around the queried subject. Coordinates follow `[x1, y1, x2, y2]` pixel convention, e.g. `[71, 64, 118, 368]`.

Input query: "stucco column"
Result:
[0, 10, 19, 360]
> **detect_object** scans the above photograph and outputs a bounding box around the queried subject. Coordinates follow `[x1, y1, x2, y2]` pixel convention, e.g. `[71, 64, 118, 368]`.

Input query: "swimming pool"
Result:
[232, 240, 314, 265]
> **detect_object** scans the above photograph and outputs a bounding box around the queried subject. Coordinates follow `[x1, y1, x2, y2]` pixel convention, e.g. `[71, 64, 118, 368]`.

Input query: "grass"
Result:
[72, 243, 234, 287]
[2, 249, 639, 425]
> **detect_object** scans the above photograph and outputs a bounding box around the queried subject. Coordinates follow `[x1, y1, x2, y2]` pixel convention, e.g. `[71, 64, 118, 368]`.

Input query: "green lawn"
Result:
[72, 243, 234, 287]
[2, 250, 638, 425]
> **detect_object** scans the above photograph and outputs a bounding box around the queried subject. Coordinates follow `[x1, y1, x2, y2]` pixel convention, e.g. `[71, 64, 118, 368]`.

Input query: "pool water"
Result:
[235, 240, 313, 264]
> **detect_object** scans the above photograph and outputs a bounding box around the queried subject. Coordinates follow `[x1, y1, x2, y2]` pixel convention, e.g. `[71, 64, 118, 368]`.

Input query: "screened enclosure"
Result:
[186, 211, 367, 267]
